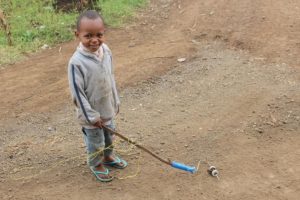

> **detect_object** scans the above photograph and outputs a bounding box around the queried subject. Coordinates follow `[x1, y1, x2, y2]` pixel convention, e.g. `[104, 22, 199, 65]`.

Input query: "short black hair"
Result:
[76, 10, 104, 30]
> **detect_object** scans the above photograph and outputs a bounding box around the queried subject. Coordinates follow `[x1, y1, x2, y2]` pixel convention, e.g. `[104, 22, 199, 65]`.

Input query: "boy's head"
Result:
[75, 10, 105, 52]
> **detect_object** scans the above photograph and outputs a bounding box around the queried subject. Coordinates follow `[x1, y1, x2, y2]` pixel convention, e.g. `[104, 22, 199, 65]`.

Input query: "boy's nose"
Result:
[91, 38, 99, 43]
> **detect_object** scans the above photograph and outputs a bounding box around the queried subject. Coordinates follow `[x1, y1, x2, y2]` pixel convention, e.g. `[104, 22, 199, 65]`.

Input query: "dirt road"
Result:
[1, 0, 299, 199]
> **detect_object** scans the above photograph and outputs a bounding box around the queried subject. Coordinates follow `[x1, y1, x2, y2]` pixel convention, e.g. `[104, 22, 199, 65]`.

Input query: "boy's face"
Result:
[75, 17, 105, 52]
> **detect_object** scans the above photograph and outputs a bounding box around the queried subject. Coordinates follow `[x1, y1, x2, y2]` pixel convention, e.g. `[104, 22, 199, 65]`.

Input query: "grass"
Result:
[0, 0, 148, 66]
[98, 0, 148, 27]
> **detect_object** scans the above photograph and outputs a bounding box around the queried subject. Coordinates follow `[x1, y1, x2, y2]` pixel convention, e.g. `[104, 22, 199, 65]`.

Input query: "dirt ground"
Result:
[1, 0, 300, 199]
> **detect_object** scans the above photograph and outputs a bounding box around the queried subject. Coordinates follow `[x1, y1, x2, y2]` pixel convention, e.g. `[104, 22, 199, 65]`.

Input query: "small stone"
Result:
[41, 44, 49, 49]
[177, 58, 186, 63]
[128, 42, 136, 47]
[17, 151, 24, 156]
[13, 168, 19, 173]
[255, 128, 264, 133]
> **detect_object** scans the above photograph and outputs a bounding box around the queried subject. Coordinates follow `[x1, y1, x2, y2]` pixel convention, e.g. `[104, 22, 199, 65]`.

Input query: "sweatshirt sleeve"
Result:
[68, 63, 100, 124]
[105, 45, 120, 106]
[111, 71, 120, 106]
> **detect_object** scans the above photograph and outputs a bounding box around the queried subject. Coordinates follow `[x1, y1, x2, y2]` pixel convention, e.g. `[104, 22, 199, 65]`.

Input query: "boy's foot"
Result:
[103, 155, 128, 169]
[90, 163, 113, 182]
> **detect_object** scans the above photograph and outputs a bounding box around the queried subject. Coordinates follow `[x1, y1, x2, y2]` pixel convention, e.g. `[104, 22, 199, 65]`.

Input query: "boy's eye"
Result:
[83, 33, 104, 39]
[96, 33, 104, 38]
[84, 34, 92, 38]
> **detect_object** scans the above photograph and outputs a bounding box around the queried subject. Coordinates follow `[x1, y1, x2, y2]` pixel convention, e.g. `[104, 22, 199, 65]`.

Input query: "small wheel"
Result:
[209, 166, 216, 171]
[211, 169, 219, 177]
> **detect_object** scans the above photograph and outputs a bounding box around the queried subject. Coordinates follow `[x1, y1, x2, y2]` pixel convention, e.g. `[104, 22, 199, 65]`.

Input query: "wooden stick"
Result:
[103, 125, 171, 165]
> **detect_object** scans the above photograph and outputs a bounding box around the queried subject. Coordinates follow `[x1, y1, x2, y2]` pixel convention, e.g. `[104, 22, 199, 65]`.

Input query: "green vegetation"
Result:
[0, 0, 148, 65]
[99, 0, 147, 26]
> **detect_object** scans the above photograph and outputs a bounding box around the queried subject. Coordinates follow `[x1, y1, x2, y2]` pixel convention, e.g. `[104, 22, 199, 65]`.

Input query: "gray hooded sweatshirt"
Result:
[68, 43, 120, 128]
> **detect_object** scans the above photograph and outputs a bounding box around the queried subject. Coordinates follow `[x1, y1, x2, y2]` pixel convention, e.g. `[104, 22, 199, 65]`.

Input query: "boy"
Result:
[68, 10, 127, 182]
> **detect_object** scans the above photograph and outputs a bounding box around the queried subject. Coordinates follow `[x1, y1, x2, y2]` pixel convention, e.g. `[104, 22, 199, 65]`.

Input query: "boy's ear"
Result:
[75, 30, 79, 38]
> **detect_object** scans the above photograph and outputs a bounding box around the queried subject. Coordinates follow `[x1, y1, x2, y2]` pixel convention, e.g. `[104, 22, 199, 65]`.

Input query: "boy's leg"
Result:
[103, 122, 127, 168]
[103, 122, 115, 157]
[82, 128, 113, 181]
[82, 127, 105, 167]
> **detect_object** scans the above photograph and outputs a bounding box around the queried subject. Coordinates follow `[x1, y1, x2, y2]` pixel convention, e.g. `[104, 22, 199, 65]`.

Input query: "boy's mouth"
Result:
[89, 44, 100, 50]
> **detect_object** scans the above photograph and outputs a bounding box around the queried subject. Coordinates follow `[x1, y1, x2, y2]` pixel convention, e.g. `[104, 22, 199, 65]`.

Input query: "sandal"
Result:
[103, 156, 128, 169]
[90, 167, 114, 182]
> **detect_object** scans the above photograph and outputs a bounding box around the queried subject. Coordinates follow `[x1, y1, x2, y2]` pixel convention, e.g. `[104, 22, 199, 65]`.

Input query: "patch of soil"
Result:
[1, 0, 299, 199]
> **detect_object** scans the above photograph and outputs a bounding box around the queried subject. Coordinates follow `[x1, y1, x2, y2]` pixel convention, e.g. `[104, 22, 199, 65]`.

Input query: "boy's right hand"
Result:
[93, 119, 104, 128]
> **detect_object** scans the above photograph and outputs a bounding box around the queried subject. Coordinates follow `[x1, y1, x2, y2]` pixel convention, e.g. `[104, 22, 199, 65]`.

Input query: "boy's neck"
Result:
[79, 42, 103, 60]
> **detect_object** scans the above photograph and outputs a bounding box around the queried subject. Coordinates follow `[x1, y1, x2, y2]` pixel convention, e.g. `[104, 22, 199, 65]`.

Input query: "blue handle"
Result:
[171, 161, 197, 173]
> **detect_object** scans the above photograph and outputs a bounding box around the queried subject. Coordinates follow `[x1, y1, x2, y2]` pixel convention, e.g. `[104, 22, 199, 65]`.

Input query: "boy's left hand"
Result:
[93, 118, 104, 128]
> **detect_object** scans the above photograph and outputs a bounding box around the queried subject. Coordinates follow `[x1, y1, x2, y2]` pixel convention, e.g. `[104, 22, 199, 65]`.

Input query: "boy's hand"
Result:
[93, 119, 104, 128]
